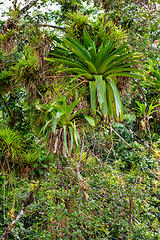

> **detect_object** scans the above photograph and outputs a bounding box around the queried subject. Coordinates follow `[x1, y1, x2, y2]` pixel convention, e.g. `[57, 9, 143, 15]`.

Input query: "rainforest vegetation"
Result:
[0, 0, 160, 239]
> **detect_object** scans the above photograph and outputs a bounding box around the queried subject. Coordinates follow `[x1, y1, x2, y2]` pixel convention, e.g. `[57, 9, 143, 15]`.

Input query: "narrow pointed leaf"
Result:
[66, 100, 80, 118]
[95, 43, 104, 68]
[45, 57, 85, 69]
[42, 119, 52, 134]
[102, 82, 108, 118]
[65, 34, 92, 60]
[69, 73, 83, 83]
[65, 40, 91, 64]
[63, 125, 68, 154]
[85, 60, 97, 74]
[45, 125, 52, 142]
[95, 75, 106, 105]
[98, 55, 119, 74]
[69, 109, 91, 121]
[83, 28, 97, 62]
[107, 72, 144, 79]
[101, 41, 116, 62]
[70, 122, 80, 145]
[106, 81, 114, 120]
[107, 79, 123, 121]
[105, 67, 141, 76]
[69, 126, 74, 153]
[89, 81, 96, 114]
[52, 117, 57, 134]
[102, 52, 138, 72]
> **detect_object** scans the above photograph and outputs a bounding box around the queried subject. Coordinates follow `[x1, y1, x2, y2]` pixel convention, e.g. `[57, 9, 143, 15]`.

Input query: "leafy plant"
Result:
[46, 29, 142, 122]
[39, 98, 95, 155]
[0, 70, 11, 91]
[135, 101, 160, 120]
[66, 11, 90, 41]
[91, 14, 127, 46]
[143, 59, 160, 95]
[0, 127, 23, 170]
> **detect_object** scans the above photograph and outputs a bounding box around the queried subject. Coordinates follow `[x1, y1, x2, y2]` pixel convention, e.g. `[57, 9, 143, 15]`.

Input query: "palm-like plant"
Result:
[46, 29, 142, 122]
[39, 98, 95, 156]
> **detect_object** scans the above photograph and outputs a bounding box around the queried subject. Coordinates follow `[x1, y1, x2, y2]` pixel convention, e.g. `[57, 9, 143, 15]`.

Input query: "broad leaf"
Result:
[107, 79, 123, 121]
[52, 117, 57, 134]
[89, 81, 96, 114]
[95, 75, 106, 105]
[84, 114, 95, 126]
[63, 125, 68, 154]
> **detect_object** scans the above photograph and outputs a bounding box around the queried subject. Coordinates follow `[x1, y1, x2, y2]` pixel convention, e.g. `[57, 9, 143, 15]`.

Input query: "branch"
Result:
[64, 80, 88, 96]
[94, 192, 140, 225]
[0, 191, 34, 240]
[110, 126, 136, 152]
[110, 125, 160, 181]
[18, 0, 38, 18]
[122, 122, 153, 151]
[39, 24, 65, 31]
[45, 75, 75, 79]
[112, 201, 140, 225]
[0, 94, 12, 119]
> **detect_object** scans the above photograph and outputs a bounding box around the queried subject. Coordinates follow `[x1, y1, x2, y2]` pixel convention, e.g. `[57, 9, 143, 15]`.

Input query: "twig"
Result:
[38, 24, 65, 31]
[45, 75, 75, 79]
[136, 33, 147, 41]
[129, 198, 133, 225]
[110, 124, 118, 161]
[0, 191, 34, 240]
[149, 169, 160, 181]
[110, 125, 160, 181]
[110, 126, 136, 152]
[94, 192, 140, 225]
[18, 0, 38, 18]
[35, 137, 44, 145]
[112, 201, 140, 225]
[86, 146, 102, 166]
[64, 80, 88, 96]
[123, 122, 153, 151]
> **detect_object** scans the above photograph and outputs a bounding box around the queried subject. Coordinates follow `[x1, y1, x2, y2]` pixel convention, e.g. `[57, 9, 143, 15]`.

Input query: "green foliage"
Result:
[46, 29, 142, 121]
[66, 11, 90, 41]
[0, 126, 50, 175]
[10, 49, 38, 84]
[0, 127, 22, 150]
[0, 127, 23, 166]
[0, 1, 160, 239]
[0, 88, 31, 132]
[0, 152, 159, 239]
[143, 59, 160, 96]
[106, 2, 160, 60]
[0, 70, 11, 91]
[134, 101, 160, 119]
[39, 97, 95, 155]
[0, 30, 15, 43]
[91, 14, 128, 46]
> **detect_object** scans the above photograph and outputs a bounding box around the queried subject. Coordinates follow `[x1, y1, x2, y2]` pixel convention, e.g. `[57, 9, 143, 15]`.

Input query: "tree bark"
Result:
[0, 191, 34, 240]
[18, 0, 38, 18]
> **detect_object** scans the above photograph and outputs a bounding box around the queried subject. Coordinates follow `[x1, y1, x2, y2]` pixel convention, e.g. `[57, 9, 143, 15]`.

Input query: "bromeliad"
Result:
[46, 29, 143, 122]
[38, 98, 95, 155]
